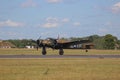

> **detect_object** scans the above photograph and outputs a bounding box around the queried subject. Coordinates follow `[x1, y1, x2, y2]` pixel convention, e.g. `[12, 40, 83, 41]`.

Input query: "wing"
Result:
[58, 40, 91, 49]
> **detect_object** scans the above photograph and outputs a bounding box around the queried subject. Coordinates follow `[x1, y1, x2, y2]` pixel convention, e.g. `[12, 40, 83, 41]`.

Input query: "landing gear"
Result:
[41, 47, 64, 55]
[59, 48, 64, 55]
[42, 46, 46, 55]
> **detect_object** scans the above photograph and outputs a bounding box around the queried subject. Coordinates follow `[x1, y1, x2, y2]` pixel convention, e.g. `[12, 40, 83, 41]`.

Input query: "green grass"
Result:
[0, 59, 120, 80]
[0, 48, 38, 55]
[0, 48, 120, 55]
[0, 49, 120, 80]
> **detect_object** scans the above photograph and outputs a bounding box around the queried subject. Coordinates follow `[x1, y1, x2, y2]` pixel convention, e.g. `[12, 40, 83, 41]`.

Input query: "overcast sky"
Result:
[0, 0, 120, 40]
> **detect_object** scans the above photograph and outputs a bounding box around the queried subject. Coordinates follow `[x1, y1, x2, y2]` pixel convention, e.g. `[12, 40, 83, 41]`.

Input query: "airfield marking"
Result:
[0, 55, 120, 58]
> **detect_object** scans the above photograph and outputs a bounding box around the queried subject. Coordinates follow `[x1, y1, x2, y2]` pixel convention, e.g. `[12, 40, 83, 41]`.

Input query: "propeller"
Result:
[57, 34, 60, 40]
[36, 36, 42, 51]
[51, 38, 58, 49]
[36, 39, 39, 50]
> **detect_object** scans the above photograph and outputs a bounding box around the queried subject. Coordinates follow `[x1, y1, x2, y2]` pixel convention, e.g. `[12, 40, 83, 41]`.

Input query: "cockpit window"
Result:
[46, 38, 55, 41]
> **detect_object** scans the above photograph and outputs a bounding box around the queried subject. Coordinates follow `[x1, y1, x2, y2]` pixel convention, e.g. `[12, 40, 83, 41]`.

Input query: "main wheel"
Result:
[59, 48, 64, 55]
[42, 51, 46, 55]
[42, 47, 47, 55]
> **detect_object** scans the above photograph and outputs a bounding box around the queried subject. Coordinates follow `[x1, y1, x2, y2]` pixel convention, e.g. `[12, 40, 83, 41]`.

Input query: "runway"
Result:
[0, 54, 120, 58]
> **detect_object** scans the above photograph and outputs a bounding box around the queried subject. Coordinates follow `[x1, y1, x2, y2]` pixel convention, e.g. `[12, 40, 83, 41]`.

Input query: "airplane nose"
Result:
[37, 39, 40, 45]
[36, 40, 39, 50]
[37, 39, 43, 46]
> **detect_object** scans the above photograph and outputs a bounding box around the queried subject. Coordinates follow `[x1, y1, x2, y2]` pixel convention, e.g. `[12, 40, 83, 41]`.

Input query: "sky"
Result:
[0, 0, 120, 40]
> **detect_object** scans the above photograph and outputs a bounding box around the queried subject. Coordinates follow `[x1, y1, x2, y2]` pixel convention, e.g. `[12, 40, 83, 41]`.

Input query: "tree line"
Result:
[6, 39, 36, 48]
[88, 34, 120, 49]
[60, 34, 120, 50]
[5, 34, 120, 49]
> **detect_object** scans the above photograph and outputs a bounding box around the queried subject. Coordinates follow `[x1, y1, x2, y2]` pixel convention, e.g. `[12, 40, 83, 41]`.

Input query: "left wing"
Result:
[57, 40, 90, 49]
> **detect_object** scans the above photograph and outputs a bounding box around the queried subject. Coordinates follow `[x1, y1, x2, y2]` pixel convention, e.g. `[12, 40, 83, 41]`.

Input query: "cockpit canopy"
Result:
[46, 38, 56, 41]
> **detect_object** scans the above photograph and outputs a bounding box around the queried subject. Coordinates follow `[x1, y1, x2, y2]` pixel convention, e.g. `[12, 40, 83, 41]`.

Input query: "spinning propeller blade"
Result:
[36, 36, 41, 51]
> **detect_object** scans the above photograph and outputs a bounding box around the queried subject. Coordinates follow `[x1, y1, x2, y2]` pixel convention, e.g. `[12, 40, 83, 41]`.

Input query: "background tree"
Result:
[5, 34, 120, 49]
[103, 34, 116, 49]
[7, 39, 36, 48]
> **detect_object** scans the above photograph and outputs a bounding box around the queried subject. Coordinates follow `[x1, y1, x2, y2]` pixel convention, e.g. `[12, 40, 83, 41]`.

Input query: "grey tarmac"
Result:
[0, 54, 120, 58]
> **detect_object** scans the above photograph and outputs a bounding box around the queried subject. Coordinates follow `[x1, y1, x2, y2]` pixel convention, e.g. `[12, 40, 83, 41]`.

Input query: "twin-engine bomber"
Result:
[36, 38, 93, 55]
